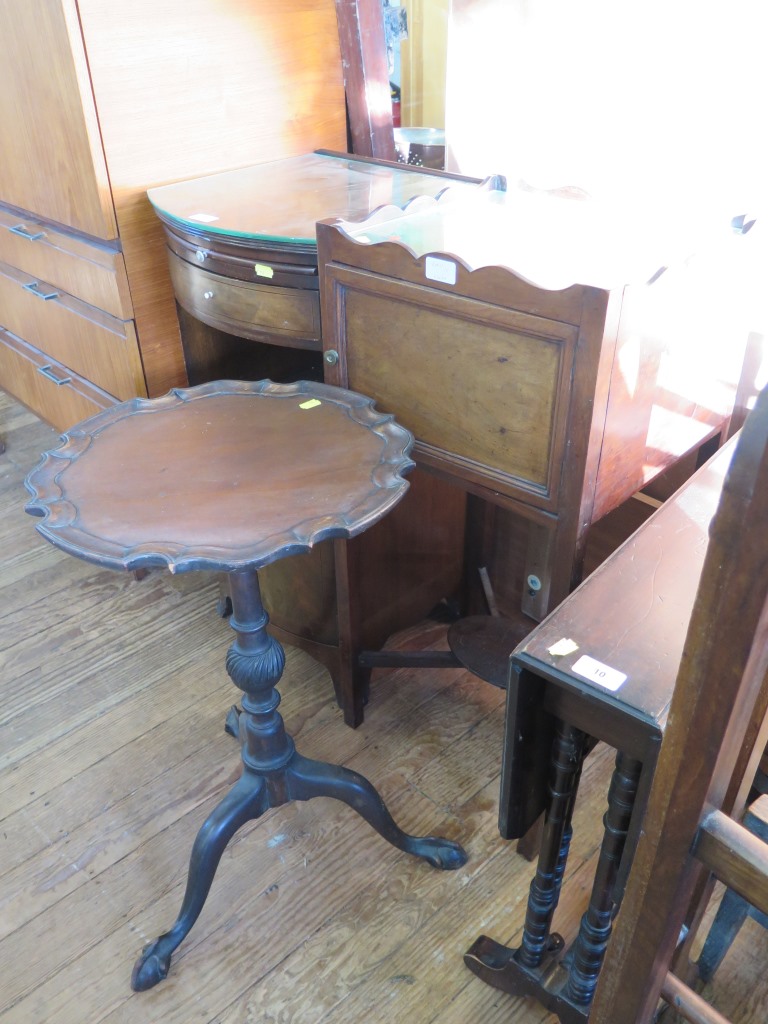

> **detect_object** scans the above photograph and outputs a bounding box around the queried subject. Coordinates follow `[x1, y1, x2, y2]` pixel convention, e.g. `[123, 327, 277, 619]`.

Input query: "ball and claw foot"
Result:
[412, 835, 468, 870]
[131, 938, 174, 991]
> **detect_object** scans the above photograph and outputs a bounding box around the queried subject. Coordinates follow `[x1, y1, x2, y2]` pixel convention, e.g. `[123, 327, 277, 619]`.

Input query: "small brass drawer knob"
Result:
[324, 349, 339, 366]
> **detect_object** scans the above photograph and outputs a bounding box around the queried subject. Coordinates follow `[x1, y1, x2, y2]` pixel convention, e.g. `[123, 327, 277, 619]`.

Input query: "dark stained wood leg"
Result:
[333, 537, 367, 727]
[467, 738, 638, 1021]
[696, 889, 751, 983]
[563, 752, 642, 1005]
[131, 770, 269, 990]
[517, 722, 587, 967]
[133, 567, 466, 989]
[521, 521, 556, 622]
[331, 651, 367, 728]
[464, 722, 596, 1024]
[284, 752, 466, 868]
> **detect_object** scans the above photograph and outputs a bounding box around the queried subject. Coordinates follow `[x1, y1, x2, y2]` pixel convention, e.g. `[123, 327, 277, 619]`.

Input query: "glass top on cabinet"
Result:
[147, 151, 483, 246]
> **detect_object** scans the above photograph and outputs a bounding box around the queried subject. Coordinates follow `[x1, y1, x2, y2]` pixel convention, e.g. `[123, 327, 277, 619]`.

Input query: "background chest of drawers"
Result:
[0, 207, 137, 427]
[0, 0, 346, 431]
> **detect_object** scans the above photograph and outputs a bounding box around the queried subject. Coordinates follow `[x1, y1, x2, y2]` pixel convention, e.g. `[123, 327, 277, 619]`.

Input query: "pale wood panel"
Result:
[0, 207, 132, 319]
[0, 0, 116, 239]
[0, 327, 115, 431]
[76, 0, 348, 397]
[0, 261, 145, 400]
[400, 0, 449, 129]
[78, 0, 347, 190]
[111, 196, 188, 397]
[2, 390, 767, 1023]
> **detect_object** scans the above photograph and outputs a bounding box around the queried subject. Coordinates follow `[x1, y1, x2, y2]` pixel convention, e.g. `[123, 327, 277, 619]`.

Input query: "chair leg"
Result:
[696, 794, 768, 982]
[696, 888, 751, 982]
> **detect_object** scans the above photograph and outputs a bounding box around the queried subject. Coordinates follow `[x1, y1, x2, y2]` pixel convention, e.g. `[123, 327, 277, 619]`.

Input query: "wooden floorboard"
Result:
[2, 389, 767, 1024]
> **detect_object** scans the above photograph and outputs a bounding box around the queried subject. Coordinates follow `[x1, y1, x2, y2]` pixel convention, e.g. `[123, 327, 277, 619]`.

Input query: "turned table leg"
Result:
[517, 721, 587, 967]
[564, 751, 642, 1005]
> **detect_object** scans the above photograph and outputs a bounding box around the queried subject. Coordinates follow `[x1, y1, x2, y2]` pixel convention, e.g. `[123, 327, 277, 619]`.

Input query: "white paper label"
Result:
[548, 638, 579, 657]
[188, 213, 219, 223]
[571, 655, 627, 691]
[425, 256, 457, 285]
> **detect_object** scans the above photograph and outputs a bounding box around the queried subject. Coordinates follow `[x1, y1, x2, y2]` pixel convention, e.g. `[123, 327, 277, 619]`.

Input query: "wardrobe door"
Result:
[0, 0, 116, 239]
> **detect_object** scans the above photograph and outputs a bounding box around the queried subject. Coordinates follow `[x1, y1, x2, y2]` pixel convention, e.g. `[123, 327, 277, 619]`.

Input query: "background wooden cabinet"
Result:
[0, 0, 347, 430]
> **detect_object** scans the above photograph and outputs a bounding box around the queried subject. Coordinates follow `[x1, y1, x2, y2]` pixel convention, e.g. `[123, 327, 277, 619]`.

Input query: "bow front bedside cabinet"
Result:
[25, 379, 467, 990]
[147, 153, 502, 727]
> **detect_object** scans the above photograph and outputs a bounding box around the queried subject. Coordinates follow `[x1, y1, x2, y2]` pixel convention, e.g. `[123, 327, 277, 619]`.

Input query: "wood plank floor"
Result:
[1, 389, 766, 1024]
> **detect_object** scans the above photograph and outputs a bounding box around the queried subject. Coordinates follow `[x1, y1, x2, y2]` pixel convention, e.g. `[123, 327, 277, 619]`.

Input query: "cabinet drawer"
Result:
[0, 327, 116, 432]
[0, 208, 131, 319]
[168, 250, 321, 349]
[0, 259, 145, 401]
[165, 228, 319, 290]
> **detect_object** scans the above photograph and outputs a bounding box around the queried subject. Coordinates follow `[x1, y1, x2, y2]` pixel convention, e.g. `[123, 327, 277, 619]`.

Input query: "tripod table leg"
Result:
[287, 752, 467, 869]
[131, 770, 269, 991]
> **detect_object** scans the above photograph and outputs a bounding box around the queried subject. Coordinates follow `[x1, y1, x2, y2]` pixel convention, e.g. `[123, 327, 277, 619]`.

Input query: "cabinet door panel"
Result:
[326, 266, 577, 510]
[0, 0, 116, 239]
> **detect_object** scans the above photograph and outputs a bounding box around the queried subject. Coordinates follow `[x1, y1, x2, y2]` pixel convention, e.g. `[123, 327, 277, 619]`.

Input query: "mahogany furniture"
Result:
[147, 152, 488, 387]
[148, 154, 493, 724]
[464, 386, 768, 1023]
[334, 0, 397, 161]
[24, 379, 467, 989]
[317, 186, 751, 719]
[0, 0, 346, 431]
[588, 382, 768, 1024]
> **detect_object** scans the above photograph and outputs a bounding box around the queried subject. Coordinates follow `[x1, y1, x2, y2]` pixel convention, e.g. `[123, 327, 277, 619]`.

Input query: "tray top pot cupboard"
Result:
[25, 379, 467, 989]
[316, 183, 752, 716]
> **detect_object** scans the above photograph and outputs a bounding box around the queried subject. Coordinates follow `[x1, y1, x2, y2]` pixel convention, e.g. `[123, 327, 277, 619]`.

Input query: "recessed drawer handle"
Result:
[9, 223, 46, 241]
[38, 364, 72, 386]
[23, 281, 59, 300]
